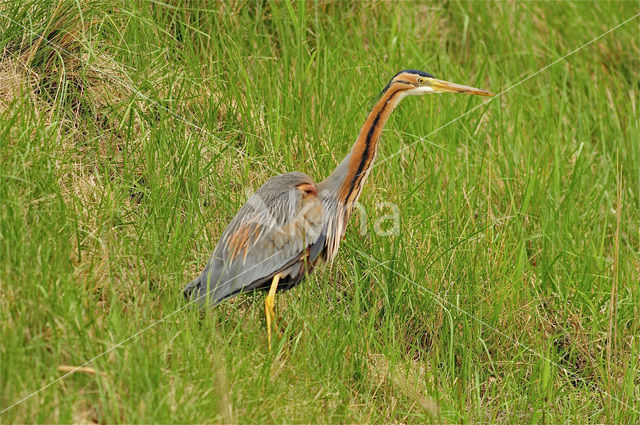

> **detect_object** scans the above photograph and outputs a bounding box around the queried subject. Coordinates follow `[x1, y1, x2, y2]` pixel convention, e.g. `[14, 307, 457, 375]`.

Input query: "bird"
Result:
[184, 69, 494, 346]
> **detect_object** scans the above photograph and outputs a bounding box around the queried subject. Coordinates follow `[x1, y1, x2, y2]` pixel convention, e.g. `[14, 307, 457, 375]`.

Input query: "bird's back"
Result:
[184, 172, 327, 305]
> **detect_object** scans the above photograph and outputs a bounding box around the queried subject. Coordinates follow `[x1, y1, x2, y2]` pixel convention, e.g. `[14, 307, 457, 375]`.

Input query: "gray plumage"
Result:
[184, 172, 327, 305]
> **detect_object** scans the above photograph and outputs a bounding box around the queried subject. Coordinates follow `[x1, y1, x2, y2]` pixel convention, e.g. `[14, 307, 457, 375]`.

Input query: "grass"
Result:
[1, 0, 639, 423]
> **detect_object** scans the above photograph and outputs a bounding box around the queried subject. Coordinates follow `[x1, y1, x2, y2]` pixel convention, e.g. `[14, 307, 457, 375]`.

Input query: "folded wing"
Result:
[184, 172, 326, 305]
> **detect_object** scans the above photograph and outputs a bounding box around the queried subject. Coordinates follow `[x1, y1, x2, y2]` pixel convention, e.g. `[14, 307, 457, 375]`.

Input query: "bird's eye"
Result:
[417, 78, 424, 84]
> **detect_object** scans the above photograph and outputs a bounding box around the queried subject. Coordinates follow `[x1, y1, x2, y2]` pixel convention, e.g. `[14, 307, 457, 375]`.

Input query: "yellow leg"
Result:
[265, 273, 281, 350]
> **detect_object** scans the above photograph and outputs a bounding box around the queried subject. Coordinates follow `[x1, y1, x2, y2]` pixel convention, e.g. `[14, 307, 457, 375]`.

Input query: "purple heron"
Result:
[184, 70, 494, 345]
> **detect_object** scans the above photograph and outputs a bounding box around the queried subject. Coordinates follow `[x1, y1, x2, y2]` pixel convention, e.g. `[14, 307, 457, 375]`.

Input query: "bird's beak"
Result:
[428, 78, 495, 97]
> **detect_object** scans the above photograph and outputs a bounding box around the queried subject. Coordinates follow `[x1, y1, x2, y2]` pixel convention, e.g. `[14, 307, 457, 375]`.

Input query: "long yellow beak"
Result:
[429, 78, 495, 97]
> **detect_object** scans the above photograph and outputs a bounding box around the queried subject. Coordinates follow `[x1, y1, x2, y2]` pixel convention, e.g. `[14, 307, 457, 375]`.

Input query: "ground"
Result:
[1, 1, 639, 423]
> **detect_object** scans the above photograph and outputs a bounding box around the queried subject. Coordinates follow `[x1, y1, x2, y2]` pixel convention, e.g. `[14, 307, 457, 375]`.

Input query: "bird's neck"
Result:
[319, 85, 407, 208]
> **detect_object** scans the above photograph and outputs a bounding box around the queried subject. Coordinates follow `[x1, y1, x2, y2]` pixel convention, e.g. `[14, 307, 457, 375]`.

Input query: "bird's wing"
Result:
[189, 173, 325, 305]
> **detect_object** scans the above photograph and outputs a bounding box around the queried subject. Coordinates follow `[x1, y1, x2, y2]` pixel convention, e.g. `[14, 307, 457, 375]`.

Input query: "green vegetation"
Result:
[1, 1, 638, 422]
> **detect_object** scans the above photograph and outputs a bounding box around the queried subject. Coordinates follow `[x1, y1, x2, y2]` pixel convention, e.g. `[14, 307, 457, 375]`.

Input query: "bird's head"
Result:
[384, 69, 495, 97]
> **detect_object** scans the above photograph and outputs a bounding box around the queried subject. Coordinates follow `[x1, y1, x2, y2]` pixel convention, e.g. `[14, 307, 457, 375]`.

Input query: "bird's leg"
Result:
[265, 273, 282, 350]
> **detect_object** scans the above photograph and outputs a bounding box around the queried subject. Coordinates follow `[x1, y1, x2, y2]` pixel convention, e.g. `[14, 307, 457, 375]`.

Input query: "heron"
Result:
[184, 69, 494, 345]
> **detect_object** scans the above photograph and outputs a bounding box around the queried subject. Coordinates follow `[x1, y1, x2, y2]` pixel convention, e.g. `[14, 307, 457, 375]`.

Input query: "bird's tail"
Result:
[183, 276, 202, 301]
[183, 274, 228, 306]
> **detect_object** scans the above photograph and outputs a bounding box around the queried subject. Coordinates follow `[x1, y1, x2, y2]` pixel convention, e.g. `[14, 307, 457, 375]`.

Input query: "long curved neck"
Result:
[319, 85, 407, 206]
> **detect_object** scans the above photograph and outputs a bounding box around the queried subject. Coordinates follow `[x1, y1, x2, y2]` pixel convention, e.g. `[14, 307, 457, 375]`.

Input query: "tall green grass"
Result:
[1, 1, 638, 422]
